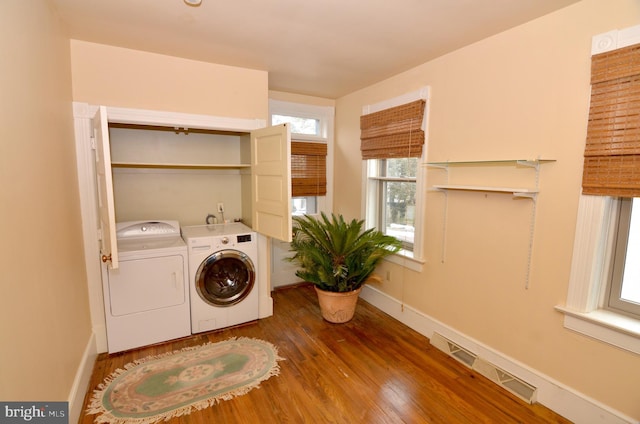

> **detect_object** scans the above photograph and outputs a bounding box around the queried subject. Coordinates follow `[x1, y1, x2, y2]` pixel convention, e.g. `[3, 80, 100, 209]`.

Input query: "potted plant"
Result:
[287, 213, 402, 323]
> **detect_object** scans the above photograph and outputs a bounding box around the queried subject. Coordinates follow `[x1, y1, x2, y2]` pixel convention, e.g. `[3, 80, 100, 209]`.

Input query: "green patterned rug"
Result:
[87, 337, 283, 424]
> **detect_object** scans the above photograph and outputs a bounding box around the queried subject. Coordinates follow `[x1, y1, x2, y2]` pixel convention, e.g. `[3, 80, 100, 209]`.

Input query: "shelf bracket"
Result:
[518, 162, 541, 290]
[516, 159, 541, 168]
[426, 164, 449, 170]
[524, 194, 539, 289]
[426, 164, 450, 263]
[513, 161, 542, 288]
[514, 192, 537, 200]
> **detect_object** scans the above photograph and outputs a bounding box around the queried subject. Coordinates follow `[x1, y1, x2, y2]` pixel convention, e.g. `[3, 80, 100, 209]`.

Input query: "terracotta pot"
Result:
[314, 286, 362, 323]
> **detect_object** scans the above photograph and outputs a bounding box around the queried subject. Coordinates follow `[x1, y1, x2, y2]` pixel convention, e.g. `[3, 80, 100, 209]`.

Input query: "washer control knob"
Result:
[221, 237, 229, 245]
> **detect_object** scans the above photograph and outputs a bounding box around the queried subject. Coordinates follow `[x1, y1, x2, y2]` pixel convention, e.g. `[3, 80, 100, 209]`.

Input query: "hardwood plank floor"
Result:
[79, 284, 572, 423]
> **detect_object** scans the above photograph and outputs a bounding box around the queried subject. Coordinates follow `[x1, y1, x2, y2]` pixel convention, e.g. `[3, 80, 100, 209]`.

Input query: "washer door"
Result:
[195, 249, 255, 307]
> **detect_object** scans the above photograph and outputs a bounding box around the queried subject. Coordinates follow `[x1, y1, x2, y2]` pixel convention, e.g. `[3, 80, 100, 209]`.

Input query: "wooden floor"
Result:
[80, 284, 572, 423]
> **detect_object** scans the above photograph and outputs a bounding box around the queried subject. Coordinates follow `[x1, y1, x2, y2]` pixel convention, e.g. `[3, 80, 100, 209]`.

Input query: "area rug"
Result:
[87, 337, 283, 424]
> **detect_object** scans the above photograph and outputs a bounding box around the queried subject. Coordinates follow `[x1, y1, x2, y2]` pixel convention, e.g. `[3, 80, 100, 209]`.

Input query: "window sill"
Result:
[385, 251, 424, 272]
[555, 305, 640, 355]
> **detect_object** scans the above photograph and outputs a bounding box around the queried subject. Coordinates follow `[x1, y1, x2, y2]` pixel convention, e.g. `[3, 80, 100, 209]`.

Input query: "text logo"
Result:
[1, 402, 68, 423]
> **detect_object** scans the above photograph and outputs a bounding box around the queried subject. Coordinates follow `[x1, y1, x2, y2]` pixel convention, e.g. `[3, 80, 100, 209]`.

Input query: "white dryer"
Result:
[181, 223, 259, 334]
[103, 220, 191, 353]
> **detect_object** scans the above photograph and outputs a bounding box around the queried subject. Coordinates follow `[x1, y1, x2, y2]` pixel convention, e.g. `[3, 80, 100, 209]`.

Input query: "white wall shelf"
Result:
[432, 184, 538, 198]
[427, 158, 555, 289]
[426, 159, 555, 167]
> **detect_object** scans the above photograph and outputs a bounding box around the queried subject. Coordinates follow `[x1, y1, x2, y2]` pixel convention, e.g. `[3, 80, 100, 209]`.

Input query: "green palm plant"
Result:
[288, 213, 402, 292]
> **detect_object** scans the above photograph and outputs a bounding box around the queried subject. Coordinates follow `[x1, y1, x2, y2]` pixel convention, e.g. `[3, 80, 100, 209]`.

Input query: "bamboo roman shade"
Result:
[360, 99, 426, 159]
[291, 141, 327, 197]
[582, 42, 640, 197]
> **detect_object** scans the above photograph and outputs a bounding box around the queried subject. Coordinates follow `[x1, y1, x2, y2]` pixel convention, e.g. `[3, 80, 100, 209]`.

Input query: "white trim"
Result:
[557, 195, 640, 355]
[592, 25, 640, 55]
[361, 86, 430, 115]
[555, 306, 640, 353]
[360, 285, 637, 424]
[384, 251, 424, 272]
[68, 333, 97, 424]
[73, 103, 267, 132]
[269, 99, 334, 141]
[106, 106, 266, 132]
[73, 102, 108, 353]
[257, 233, 273, 318]
[565, 195, 618, 312]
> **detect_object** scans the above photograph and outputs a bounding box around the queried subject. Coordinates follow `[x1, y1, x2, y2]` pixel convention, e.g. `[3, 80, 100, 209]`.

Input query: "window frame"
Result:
[361, 88, 429, 270]
[606, 197, 640, 317]
[557, 25, 640, 355]
[557, 196, 640, 354]
[368, 158, 418, 252]
[269, 99, 334, 217]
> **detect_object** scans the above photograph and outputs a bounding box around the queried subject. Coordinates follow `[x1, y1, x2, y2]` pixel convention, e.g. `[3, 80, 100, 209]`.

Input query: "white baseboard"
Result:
[68, 332, 98, 424]
[94, 323, 108, 354]
[360, 285, 637, 424]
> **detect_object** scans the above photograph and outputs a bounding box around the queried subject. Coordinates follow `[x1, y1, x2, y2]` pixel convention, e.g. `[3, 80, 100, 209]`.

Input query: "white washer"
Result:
[103, 220, 191, 353]
[181, 223, 259, 334]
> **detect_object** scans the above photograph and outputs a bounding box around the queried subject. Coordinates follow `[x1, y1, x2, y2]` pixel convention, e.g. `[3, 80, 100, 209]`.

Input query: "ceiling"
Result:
[50, 0, 581, 99]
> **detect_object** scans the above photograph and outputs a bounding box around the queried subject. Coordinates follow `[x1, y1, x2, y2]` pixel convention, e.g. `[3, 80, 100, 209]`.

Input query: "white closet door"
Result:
[94, 106, 119, 269]
[250, 123, 292, 242]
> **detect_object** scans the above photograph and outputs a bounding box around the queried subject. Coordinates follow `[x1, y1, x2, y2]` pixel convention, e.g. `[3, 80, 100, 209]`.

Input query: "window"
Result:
[272, 114, 319, 136]
[607, 197, 640, 317]
[361, 88, 429, 264]
[290, 140, 327, 216]
[269, 99, 334, 216]
[579, 34, 640, 322]
[367, 158, 417, 251]
[558, 25, 640, 354]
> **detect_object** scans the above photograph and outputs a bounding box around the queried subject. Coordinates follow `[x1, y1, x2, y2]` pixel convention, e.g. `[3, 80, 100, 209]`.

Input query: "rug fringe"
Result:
[86, 337, 283, 424]
[89, 378, 273, 424]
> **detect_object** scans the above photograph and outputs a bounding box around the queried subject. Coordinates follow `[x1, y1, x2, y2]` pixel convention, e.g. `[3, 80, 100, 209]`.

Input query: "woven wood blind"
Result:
[360, 99, 426, 159]
[291, 141, 327, 197]
[582, 42, 640, 197]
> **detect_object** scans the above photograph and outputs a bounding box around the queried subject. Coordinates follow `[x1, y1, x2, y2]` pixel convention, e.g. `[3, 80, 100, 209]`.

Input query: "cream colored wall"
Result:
[335, 0, 640, 419]
[269, 90, 336, 108]
[71, 40, 268, 119]
[0, 0, 91, 401]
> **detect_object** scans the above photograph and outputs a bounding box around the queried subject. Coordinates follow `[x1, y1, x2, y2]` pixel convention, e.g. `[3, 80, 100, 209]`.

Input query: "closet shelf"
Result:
[111, 162, 250, 170]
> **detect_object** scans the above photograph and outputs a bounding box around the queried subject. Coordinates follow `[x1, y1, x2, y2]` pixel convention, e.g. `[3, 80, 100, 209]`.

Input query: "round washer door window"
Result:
[195, 250, 255, 307]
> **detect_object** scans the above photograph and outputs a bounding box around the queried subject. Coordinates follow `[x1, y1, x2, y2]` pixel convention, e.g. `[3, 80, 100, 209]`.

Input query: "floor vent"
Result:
[429, 332, 477, 368]
[429, 332, 537, 404]
[473, 357, 537, 404]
